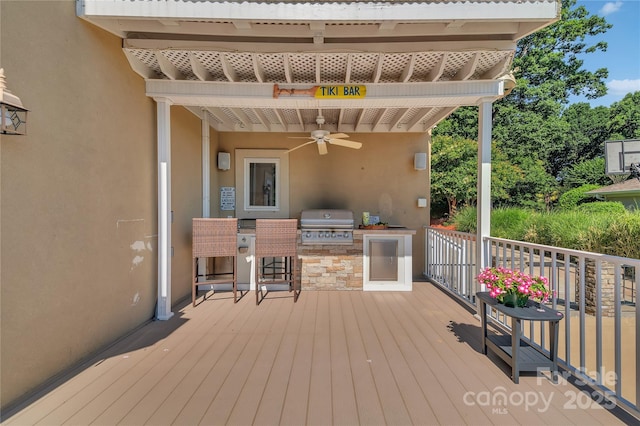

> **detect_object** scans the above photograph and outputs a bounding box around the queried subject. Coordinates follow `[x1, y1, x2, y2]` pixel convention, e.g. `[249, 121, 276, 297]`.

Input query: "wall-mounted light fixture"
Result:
[414, 152, 427, 170]
[218, 152, 231, 170]
[0, 68, 28, 135]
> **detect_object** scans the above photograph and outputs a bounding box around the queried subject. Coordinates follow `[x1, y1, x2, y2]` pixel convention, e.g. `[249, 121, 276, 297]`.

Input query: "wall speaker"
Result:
[218, 152, 231, 170]
[414, 152, 427, 170]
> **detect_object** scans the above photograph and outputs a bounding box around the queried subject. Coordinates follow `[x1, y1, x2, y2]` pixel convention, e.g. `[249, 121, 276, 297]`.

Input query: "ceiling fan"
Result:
[287, 115, 363, 155]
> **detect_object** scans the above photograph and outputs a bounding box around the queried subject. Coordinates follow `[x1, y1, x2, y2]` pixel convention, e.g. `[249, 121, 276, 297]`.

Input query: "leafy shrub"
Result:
[451, 206, 640, 259]
[451, 206, 476, 233]
[490, 208, 532, 240]
[557, 184, 600, 210]
[576, 201, 627, 215]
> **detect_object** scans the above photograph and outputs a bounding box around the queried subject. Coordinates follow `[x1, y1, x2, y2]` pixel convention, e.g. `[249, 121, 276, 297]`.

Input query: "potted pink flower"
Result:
[477, 266, 550, 308]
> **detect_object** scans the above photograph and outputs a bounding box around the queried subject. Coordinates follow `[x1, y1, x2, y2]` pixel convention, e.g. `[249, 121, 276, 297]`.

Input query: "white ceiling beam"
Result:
[427, 52, 448, 82]
[283, 54, 293, 83]
[123, 49, 158, 79]
[400, 54, 415, 83]
[373, 54, 383, 83]
[480, 54, 512, 79]
[453, 52, 480, 81]
[295, 109, 304, 127]
[354, 109, 366, 132]
[371, 109, 387, 132]
[146, 80, 507, 109]
[220, 55, 238, 82]
[231, 108, 256, 130]
[378, 21, 397, 31]
[232, 21, 252, 30]
[406, 108, 434, 132]
[125, 38, 518, 54]
[345, 54, 353, 84]
[423, 106, 459, 130]
[205, 107, 235, 130]
[252, 54, 265, 83]
[155, 51, 185, 80]
[316, 55, 322, 84]
[389, 108, 410, 130]
[189, 52, 213, 81]
[253, 109, 272, 131]
[272, 108, 286, 128]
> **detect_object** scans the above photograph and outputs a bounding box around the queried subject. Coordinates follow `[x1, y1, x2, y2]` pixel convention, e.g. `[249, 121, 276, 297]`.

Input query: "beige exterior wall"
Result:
[0, 1, 202, 409]
[1, 1, 431, 411]
[213, 132, 430, 277]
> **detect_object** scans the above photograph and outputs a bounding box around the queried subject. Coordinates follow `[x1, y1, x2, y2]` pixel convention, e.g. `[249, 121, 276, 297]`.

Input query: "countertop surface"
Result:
[238, 228, 416, 235]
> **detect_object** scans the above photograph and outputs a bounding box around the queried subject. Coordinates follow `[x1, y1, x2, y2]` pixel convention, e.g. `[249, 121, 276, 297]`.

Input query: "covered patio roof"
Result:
[77, 0, 559, 133]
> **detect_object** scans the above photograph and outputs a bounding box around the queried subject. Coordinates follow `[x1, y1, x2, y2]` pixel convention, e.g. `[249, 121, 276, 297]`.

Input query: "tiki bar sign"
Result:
[273, 84, 367, 99]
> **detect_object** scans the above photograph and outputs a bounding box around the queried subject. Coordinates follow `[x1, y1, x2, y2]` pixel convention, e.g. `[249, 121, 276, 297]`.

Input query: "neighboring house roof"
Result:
[77, 0, 559, 133]
[586, 179, 640, 196]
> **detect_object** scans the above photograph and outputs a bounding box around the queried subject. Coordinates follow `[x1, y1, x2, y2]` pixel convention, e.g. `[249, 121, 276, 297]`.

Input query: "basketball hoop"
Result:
[630, 163, 640, 181]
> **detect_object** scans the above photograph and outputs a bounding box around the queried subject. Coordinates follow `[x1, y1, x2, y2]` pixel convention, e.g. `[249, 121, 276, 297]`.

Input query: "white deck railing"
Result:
[424, 226, 640, 418]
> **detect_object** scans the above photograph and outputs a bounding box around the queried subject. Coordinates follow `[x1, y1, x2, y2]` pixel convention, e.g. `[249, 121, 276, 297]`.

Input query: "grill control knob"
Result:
[305, 231, 311, 238]
[332, 232, 337, 238]
[325, 232, 331, 238]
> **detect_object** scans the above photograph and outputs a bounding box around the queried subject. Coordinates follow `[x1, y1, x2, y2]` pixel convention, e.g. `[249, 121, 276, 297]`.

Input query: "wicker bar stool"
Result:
[192, 218, 240, 306]
[255, 219, 300, 305]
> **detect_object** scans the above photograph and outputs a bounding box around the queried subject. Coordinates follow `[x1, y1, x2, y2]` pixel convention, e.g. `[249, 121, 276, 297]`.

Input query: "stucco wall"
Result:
[0, 1, 201, 409]
[214, 132, 430, 278]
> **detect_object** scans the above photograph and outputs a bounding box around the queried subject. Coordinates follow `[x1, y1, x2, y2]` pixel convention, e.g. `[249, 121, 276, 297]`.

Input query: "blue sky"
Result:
[570, 0, 640, 107]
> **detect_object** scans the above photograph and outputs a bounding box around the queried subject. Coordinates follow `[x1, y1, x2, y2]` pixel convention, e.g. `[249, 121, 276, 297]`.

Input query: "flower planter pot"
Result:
[500, 292, 529, 308]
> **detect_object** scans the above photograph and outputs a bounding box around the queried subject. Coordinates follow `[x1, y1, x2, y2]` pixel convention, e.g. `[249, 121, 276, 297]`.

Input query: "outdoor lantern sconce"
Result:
[414, 152, 427, 170]
[0, 68, 28, 136]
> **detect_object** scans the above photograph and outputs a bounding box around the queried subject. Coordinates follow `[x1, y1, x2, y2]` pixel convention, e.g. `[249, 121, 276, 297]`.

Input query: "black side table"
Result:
[476, 291, 564, 384]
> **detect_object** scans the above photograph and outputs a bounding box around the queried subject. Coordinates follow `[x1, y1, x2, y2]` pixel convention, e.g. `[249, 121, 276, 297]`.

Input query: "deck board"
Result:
[4, 283, 631, 426]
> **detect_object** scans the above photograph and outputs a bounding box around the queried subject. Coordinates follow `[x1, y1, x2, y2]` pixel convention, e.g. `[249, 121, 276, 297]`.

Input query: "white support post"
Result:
[157, 98, 174, 320]
[425, 128, 433, 275]
[202, 110, 211, 218]
[476, 101, 492, 285]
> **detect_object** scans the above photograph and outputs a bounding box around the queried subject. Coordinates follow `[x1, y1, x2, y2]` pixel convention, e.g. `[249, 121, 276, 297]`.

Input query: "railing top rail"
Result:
[484, 235, 640, 267]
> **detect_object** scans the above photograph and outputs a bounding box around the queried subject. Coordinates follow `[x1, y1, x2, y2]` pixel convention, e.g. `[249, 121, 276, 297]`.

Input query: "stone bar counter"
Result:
[238, 225, 416, 291]
[299, 228, 416, 291]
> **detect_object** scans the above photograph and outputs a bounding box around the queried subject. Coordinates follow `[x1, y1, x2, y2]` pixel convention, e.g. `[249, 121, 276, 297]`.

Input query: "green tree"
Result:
[431, 136, 524, 216]
[434, 0, 611, 196]
[559, 103, 609, 168]
[608, 92, 640, 139]
[561, 157, 609, 188]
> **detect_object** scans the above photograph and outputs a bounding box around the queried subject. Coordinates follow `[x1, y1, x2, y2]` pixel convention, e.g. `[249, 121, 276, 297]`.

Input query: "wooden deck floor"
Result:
[3, 283, 634, 425]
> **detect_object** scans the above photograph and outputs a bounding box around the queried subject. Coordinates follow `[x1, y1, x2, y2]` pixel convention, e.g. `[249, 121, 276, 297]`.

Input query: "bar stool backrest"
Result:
[192, 218, 238, 258]
[255, 219, 298, 257]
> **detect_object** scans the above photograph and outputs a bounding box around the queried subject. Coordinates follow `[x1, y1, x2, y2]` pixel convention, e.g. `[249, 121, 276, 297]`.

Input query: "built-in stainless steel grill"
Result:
[300, 209, 354, 245]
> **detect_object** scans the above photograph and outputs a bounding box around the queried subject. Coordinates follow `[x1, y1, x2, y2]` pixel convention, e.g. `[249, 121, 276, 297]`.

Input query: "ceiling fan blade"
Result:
[317, 140, 328, 155]
[328, 133, 350, 139]
[327, 139, 362, 149]
[287, 140, 316, 153]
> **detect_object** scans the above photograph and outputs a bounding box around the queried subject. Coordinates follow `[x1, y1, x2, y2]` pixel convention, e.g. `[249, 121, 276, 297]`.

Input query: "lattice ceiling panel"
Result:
[257, 53, 287, 82]
[288, 54, 317, 83]
[162, 51, 197, 80]
[192, 51, 227, 81]
[379, 53, 412, 83]
[410, 52, 444, 82]
[348, 53, 379, 83]
[125, 48, 514, 132]
[280, 109, 301, 126]
[226, 52, 258, 82]
[320, 54, 348, 84]
[440, 51, 475, 81]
